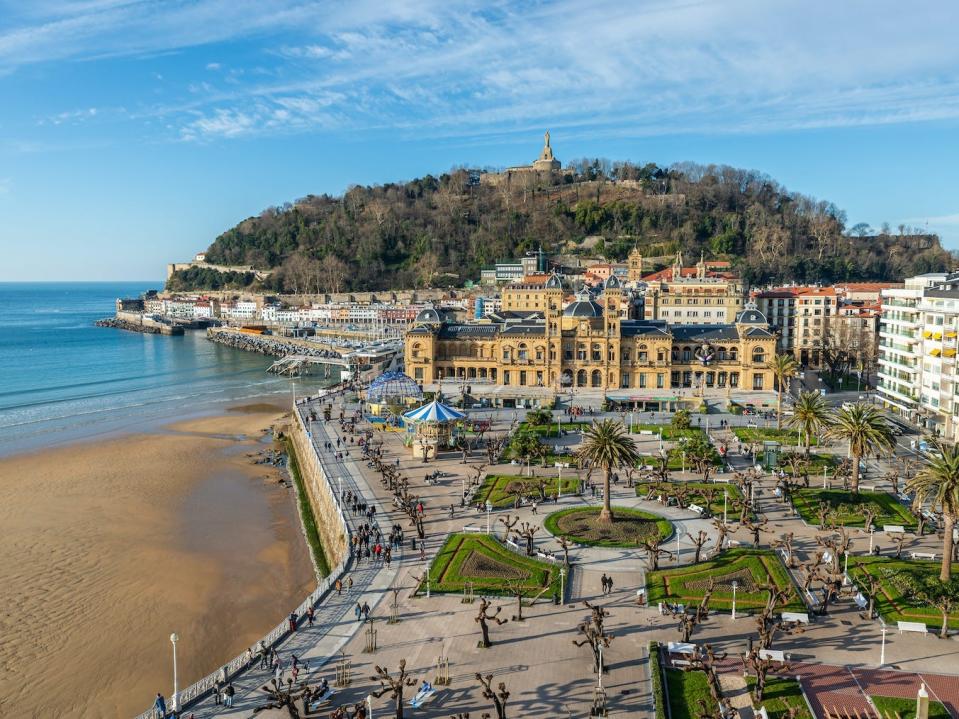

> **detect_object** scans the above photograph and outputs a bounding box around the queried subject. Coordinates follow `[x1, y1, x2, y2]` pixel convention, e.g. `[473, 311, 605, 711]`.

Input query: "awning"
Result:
[930, 348, 942, 357]
[934, 332, 943, 340]
[945, 349, 957, 358]
[947, 331, 957, 339]
[923, 330, 933, 338]
[402, 400, 467, 422]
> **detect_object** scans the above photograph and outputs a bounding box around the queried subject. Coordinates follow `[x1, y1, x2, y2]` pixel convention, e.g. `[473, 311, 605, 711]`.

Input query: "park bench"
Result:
[463, 525, 483, 534]
[536, 550, 557, 562]
[860, 485, 876, 492]
[757, 708, 770, 719]
[854, 593, 869, 610]
[711, 477, 733, 483]
[758, 649, 786, 663]
[301, 688, 336, 717]
[898, 621, 928, 635]
[910, 551, 937, 560]
[506, 537, 520, 550]
[671, 658, 692, 668]
[689, 503, 705, 516]
[639, 429, 655, 435]
[409, 684, 438, 708]
[780, 612, 810, 625]
[883, 525, 906, 534]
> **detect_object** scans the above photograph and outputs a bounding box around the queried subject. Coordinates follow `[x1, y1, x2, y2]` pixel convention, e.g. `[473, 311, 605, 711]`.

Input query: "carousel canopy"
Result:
[402, 400, 466, 423]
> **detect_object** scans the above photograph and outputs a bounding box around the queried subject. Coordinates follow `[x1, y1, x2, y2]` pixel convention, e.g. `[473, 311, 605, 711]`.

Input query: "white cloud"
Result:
[205, 61, 221, 70]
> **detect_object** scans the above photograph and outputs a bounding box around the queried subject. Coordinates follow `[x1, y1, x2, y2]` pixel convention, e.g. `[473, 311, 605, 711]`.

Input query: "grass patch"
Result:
[746, 677, 813, 719]
[516, 420, 589, 438]
[632, 424, 707, 441]
[422, 533, 562, 598]
[733, 427, 813, 446]
[665, 668, 717, 719]
[849, 557, 959, 630]
[285, 439, 331, 577]
[792, 489, 915, 529]
[871, 695, 951, 719]
[475, 474, 580, 508]
[544, 506, 672, 548]
[646, 548, 805, 613]
[637, 481, 744, 518]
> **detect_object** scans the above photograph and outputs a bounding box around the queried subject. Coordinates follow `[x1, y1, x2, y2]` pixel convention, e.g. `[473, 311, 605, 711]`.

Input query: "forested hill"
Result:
[166, 161, 952, 293]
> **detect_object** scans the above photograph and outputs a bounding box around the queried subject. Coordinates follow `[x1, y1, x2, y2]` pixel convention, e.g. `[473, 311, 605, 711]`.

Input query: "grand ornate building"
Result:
[405, 276, 776, 408]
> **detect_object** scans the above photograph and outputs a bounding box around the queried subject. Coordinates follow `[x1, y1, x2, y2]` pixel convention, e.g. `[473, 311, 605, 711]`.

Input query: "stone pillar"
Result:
[916, 683, 929, 719]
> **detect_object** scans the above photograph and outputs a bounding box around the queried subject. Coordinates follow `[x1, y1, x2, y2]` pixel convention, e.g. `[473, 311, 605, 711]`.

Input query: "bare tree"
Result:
[476, 673, 510, 719]
[774, 532, 798, 568]
[475, 598, 507, 648]
[370, 660, 417, 719]
[498, 514, 519, 543]
[517, 521, 539, 556]
[742, 648, 791, 703]
[573, 600, 613, 674]
[641, 535, 675, 571]
[687, 530, 710, 564]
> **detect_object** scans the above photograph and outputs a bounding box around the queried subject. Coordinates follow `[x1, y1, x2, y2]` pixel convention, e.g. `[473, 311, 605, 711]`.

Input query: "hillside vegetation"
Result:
[168, 161, 951, 293]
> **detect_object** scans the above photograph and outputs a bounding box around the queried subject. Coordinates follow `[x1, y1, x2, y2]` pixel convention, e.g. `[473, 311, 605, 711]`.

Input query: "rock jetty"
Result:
[205, 328, 343, 359]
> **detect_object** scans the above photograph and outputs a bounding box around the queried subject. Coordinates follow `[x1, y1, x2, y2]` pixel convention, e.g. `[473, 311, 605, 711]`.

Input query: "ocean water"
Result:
[0, 282, 329, 456]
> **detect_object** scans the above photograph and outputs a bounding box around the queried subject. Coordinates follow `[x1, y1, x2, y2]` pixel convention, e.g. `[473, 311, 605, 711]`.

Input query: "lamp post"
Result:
[843, 552, 849, 585]
[367, 693, 374, 719]
[869, 528, 875, 554]
[659, 429, 663, 452]
[723, 490, 728, 525]
[731, 581, 738, 620]
[425, 565, 431, 599]
[681, 451, 686, 476]
[560, 567, 566, 603]
[486, 501, 493, 535]
[823, 466, 827, 489]
[879, 623, 888, 667]
[557, 463, 562, 500]
[170, 633, 180, 711]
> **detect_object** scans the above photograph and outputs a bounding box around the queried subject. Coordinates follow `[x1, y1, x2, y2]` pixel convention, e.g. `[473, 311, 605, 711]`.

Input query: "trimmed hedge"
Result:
[650, 642, 667, 719]
[849, 557, 959, 630]
[792, 489, 915, 530]
[543, 506, 673, 548]
[422, 533, 562, 598]
[646, 548, 805, 613]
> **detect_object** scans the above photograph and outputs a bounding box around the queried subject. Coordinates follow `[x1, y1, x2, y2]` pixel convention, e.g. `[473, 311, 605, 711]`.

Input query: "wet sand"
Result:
[0, 405, 315, 718]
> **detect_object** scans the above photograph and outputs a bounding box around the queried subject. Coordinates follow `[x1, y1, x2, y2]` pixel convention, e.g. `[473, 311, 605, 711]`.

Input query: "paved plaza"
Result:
[172, 391, 959, 719]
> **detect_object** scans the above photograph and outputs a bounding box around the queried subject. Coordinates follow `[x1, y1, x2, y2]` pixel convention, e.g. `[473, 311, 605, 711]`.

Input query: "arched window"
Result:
[591, 369, 603, 387]
[730, 347, 738, 361]
[577, 369, 588, 387]
[412, 343, 421, 358]
[502, 345, 512, 361]
[752, 348, 765, 364]
[658, 349, 666, 362]
[717, 346, 727, 361]
[591, 343, 602, 361]
[535, 345, 545, 361]
[682, 345, 693, 362]
[518, 343, 528, 360]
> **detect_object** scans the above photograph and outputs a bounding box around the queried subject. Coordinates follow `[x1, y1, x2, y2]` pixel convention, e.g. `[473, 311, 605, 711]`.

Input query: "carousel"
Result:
[364, 370, 424, 423]
[402, 399, 466, 460]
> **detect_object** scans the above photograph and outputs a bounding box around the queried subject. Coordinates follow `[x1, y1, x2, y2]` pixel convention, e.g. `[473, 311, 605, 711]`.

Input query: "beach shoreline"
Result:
[0, 401, 316, 718]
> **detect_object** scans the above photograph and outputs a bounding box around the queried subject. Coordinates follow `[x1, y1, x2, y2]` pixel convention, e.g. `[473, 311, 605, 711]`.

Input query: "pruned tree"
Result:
[476, 673, 510, 719]
[370, 659, 417, 719]
[517, 521, 539, 556]
[667, 578, 713, 642]
[712, 517, 735, 553]
[498, 514, 519, 543]
[774, 532, 798, 568]
[684, 644, 736, 719]
[557, 536, 573, 566]
[475, 598, 507, 648]
[687, 530, 710, 564]
[573, 600, 613, 673]
[254, 677, 307, 718]
[641, 535, 675, 571]
[742, 647, 791, 703]
[742, 515, 773, 547]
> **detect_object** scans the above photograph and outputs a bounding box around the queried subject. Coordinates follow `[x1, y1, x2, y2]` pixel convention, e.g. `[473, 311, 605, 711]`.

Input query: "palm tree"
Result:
[826, 404, 894, 494]
[788, 390, 833, 457]
[576, 419, 640, 522]
[906, 440, 959, 581]
[767, 354, 799, 430]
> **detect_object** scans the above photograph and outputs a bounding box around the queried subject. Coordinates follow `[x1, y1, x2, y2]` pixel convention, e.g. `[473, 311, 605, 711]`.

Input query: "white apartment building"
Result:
[878, 273, 951, 435]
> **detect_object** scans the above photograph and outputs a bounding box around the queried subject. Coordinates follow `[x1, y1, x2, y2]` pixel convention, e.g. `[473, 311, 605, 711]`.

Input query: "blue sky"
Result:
[2, 0, 959, 281]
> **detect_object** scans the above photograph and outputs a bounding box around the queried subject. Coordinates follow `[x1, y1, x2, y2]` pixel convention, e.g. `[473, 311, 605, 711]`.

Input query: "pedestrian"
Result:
[289, 611, 297, 632]
[607, 576, 614, 594]
[307, 606, 315, 627]
[224, 683, 235, 708]
[531, 501, 538, 515]
[274, 663, 283, 686]
[355, 602, 362, 621]
[335, 578, 342, 595]
[153, 693, 166, 719]
[212, 680, 222, 705]
[600, 573, 608, 595]
[362, 601, 371, 620]
[348, 576, 354, 592]
[244, 647, 253, 668]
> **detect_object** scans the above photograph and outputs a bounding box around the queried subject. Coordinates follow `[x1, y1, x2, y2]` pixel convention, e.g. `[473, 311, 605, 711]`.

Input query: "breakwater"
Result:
[206, 327, 344, 359]
[95, 316, 184, 335]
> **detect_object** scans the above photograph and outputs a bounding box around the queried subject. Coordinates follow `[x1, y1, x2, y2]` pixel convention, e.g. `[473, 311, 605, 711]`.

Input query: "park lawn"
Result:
[543, 506, 673, 548]
[664, 668, 717, 719]
[848, 557, 959, 631]
[871, 695, 951, 719]
[792, 489, 915, 530]
[637, 481, 744, 518]
[632, 424, 706, 441]
[516, 420, 589, 438]
[733, 427, 814, 447]
[646, 548, 805, 614]
[746, 677, 813, 719]
[475, 474, 580, 508]
[422, 533, 562, 599]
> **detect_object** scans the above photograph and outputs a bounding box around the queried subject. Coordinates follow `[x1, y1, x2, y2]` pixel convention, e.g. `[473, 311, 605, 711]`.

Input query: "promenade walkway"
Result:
[181, 398, 399, 718]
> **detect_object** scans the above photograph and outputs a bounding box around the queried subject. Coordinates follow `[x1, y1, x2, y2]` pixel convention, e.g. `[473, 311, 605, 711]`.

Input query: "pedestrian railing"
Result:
[134, 385, 355, 719]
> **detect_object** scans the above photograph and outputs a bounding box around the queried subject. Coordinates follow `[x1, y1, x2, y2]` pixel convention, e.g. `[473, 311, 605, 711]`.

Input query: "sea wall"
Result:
[289, 411, 349, 568]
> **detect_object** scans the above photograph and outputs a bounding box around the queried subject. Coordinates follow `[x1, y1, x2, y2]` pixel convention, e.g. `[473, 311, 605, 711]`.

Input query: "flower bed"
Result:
[637, 480, 744, 517]
[543, 506, 672, 548]
[792, 489, 915, 529]
[848, 557, 959, 630]
[475, 473, 580, 508]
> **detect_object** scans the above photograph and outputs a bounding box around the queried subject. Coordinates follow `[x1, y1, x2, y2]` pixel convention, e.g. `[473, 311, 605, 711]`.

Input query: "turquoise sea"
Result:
[0, 282, 327, 456]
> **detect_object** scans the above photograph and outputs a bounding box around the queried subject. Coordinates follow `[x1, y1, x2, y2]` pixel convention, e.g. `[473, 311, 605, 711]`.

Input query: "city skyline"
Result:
[2, 0, 959, 281]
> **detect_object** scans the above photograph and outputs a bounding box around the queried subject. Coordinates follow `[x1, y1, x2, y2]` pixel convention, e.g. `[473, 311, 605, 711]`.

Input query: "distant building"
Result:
[480, 131, 565, 187]
[640, 252, 745, 325]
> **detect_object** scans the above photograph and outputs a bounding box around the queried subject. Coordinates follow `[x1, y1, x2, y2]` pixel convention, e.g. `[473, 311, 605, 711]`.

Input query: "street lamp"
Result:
[723, 490, 728, 525]
[869, 528, 875, 555]
[170, 633, 180, 711]
[557, 463, 563, 500]
[560, 567, 566, 603]
[879, 622, 888, 667]
[486, 501, 493, 535]
[731, 581, 738, 620]
[367, 693, 374, 719]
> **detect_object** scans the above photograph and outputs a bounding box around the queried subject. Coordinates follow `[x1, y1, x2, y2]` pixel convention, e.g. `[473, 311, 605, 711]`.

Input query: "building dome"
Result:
[735, 306, 768, 324]
[545, 273, 563, 289]
[604, 274, 622, 290]
[564, 293, 604, 318]
[367, 371, 424, 404]
[415, 307, 443, 324]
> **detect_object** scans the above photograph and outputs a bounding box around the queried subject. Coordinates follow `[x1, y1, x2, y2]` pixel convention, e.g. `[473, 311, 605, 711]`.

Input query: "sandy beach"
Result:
[0, 404, 315, 718]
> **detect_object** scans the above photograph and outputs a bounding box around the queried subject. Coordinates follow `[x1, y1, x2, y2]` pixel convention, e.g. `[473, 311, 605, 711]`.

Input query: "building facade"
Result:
[405, 276, 776, 407]
[639, 253, 745, 325]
